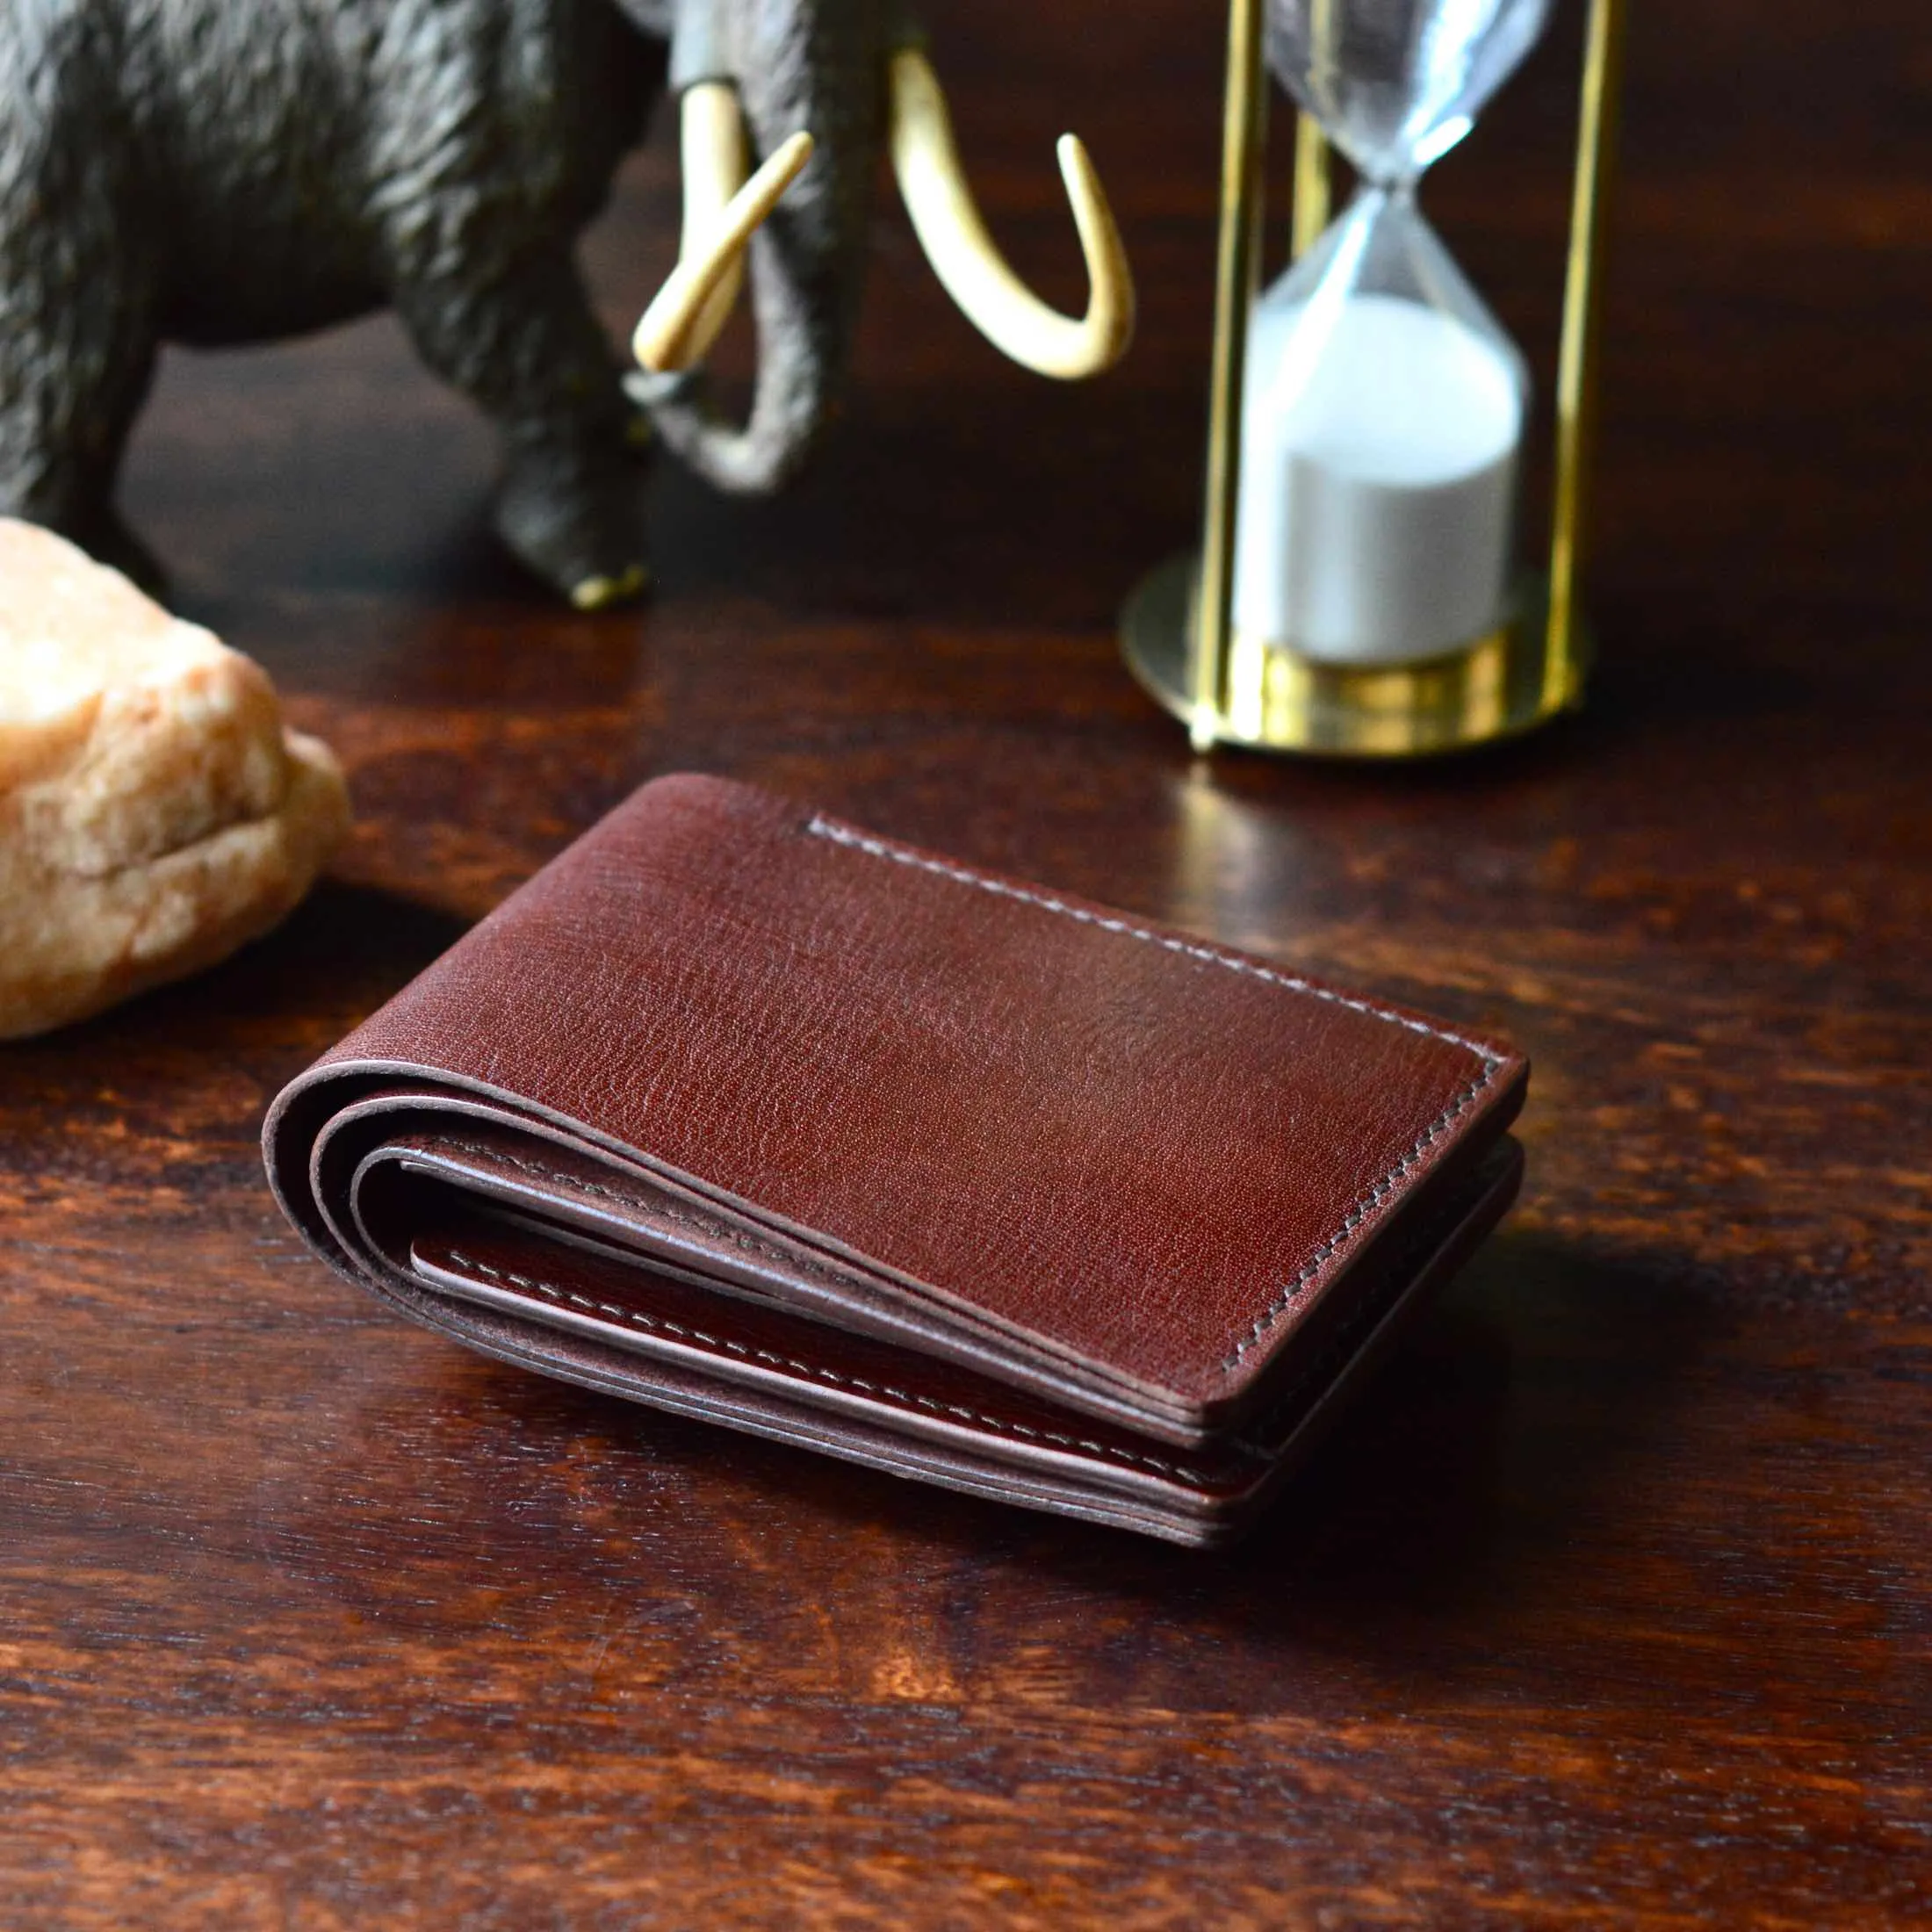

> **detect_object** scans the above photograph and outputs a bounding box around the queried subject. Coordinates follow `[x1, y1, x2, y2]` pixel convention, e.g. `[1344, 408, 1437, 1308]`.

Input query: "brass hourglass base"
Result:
[1121, 556, 1590, 759]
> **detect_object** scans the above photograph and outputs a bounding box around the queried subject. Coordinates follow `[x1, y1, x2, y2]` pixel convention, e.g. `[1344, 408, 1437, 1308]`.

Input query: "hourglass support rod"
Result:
[1290, 112, 1330, 260]
[1546, 0, 1628, 706]
[1190, 0, 1270, 752]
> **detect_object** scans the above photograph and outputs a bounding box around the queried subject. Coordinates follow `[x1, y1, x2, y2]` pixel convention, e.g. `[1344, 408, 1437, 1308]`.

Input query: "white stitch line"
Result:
[1221, 1071, 1489, 1366]
[1222, 1164, 1487, 1457]
[439, 1249, 1215, 1485]
[806, 817, 1504, 1066]
[804, 813, 1508, 1375]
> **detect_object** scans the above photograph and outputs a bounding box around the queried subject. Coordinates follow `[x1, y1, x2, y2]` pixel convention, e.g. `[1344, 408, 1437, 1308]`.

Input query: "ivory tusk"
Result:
[631, 126, 815, 376]
[677, 82, 752, 359]
[887, 46, 1135, 380]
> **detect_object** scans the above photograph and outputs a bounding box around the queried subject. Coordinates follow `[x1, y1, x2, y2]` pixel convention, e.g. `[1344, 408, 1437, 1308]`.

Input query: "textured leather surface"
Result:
[263, 773, 1528, 1543]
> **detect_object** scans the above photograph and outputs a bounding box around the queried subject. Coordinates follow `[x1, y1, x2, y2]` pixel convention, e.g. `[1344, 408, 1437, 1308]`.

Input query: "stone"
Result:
[0, 520, 350, 1039]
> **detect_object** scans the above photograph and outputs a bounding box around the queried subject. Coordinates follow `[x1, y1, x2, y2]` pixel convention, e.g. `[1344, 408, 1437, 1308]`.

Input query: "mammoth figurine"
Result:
[0, 0, 1132, 608]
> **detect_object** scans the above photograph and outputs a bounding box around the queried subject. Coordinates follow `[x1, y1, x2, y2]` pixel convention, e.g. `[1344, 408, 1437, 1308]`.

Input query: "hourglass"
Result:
[1123, 0, 1627, 756]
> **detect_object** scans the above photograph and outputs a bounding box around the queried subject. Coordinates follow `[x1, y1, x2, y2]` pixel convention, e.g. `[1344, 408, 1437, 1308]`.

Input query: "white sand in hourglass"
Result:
[1233, 292, 1525, 667]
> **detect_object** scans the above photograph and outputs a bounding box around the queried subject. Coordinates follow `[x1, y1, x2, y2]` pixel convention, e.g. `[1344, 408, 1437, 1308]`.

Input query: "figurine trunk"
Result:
[646, 0, 889, 493]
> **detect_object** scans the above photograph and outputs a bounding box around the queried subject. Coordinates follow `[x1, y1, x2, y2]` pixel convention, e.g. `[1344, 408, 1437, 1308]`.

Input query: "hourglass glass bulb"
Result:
[1236, 195, 1529, 661]
[1267, 0, 1554, 189]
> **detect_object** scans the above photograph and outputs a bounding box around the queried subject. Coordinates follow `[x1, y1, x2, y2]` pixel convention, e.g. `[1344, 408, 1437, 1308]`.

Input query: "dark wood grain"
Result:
[4, 2, 1928, 1924]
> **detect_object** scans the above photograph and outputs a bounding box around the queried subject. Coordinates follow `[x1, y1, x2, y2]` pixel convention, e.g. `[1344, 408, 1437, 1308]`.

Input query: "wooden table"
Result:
[5, 3, 1928, 1923]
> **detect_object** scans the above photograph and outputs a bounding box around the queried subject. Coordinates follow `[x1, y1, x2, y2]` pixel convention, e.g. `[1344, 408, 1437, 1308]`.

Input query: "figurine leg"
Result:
[0, 9, 166, 591]
[392, 253, 647, 608]
[0, 255, 162, 589]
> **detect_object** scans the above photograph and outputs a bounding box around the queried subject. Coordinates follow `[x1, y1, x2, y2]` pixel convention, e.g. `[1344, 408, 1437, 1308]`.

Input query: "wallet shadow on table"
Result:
[234, 880, 472, 1015]
[194, 884, 473, 1043]
[1027, 1228, 1734, 1643]
[573, 1225, 1723, 1633]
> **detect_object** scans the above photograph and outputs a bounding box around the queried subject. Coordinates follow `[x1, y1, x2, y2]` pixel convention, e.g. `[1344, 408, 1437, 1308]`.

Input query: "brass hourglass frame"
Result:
[1122, 0, 1629, 758]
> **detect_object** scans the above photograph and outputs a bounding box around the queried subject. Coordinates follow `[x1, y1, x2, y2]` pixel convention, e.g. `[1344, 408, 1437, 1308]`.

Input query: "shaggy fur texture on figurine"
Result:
[0, 0, 884, 606]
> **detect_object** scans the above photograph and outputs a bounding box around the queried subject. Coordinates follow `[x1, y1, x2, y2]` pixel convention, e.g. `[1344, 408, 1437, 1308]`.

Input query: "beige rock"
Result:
[1, 520, 350, 1039]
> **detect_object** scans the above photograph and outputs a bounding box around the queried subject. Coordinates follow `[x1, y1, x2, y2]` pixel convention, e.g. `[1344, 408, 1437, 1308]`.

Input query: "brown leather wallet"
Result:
[263, 773, 1527, 1545]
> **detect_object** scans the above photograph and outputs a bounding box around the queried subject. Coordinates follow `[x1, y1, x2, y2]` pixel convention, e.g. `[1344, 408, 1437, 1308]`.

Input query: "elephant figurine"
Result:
[0, 0, 1133, 609]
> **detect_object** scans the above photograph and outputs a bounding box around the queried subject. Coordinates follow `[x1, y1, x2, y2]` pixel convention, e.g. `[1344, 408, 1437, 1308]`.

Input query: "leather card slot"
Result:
[368, 1127, 1229, 1445]
[392, 1135, 1517, 1545]
[401, 1193, 1271, 1503]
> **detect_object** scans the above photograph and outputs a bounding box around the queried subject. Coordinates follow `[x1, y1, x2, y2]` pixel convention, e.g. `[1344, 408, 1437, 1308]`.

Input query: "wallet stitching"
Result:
[1219, 1069, 1493, 1369]
[1232, 1152, 1500, 1453]
[437, 1249, 1223, 1484]
[805, 818, 1505, 1066]
[804, 815, 1508, 1377]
